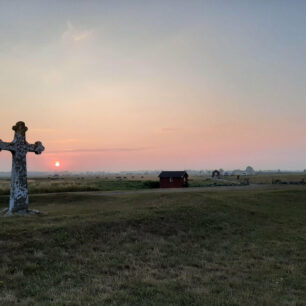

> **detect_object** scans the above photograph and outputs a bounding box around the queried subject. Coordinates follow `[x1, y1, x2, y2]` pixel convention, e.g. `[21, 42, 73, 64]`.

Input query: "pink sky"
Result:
[0, 1, 305, 171]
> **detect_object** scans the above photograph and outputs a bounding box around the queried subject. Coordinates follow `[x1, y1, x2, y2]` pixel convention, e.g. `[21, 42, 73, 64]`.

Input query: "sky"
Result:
[0, 0, 305, 172]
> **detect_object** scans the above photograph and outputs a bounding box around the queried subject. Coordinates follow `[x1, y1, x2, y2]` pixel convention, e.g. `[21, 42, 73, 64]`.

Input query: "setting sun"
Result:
[55, 161, 60, 167]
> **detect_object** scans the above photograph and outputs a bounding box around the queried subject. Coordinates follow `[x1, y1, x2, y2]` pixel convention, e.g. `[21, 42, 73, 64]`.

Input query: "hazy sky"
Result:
[0, 0, 305, 171]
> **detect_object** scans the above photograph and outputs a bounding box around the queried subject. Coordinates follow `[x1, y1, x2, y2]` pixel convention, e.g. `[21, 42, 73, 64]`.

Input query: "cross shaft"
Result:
[0, 122, 44, 213]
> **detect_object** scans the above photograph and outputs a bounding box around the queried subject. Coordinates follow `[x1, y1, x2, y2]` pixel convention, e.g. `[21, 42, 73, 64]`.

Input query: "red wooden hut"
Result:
[158, 171, 189, 188]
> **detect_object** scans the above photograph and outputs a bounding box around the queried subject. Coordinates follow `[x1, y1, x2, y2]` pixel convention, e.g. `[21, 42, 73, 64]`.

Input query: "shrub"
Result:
[272, 179, 282, 184]
[142, 180, 160, 189]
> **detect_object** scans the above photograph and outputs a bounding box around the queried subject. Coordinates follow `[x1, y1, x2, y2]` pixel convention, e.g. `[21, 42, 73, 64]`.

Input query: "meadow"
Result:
[0, 175, 234, 195]
[0, 184, 305, 305]
[0, 173, 305, 196]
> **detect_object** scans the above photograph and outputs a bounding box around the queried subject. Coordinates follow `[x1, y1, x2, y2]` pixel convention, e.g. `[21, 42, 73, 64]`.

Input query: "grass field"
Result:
[0, 176, 236, 195]
[0, 185, 306, 305]
[223, 173, 306, 185]
[0, 177, 160, 195]
[1, 173, 305, 196]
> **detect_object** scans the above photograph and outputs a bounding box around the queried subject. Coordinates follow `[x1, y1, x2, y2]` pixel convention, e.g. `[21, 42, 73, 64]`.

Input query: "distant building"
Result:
[212, 170, 221, 179]
[246, 166, 256, 175]
[159, 171, 189, 188]
[232, 169, 243, 176]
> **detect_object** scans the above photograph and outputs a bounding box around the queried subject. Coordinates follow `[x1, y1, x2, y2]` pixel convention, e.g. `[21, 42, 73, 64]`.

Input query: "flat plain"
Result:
[0, 176, 305, 305]
[0, 173, 305, 195]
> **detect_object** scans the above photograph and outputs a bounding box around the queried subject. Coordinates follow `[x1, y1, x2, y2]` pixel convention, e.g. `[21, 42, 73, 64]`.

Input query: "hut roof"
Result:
[158, 171, 188, 178]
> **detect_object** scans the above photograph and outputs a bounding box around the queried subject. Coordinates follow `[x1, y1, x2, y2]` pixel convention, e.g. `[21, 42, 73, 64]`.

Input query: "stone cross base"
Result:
[0, 208, 40, 217]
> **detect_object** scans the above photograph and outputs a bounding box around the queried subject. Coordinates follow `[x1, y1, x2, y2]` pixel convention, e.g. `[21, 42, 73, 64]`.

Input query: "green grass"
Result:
[189, 178, 240, 187]
[0, 173, 305, 196]
[0, 187, 306, 305]
[223, 173, 306, 185]
[0, 178, 159, 195]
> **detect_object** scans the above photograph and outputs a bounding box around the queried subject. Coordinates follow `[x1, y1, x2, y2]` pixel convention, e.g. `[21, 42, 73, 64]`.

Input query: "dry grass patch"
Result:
[0, 188, 305, 305]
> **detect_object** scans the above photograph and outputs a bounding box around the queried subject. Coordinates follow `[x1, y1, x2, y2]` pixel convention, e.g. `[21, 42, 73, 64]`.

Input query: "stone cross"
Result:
[0, 122, 44, 214]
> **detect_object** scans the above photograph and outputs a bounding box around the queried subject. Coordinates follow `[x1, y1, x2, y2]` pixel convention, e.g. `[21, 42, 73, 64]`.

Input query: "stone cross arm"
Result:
[0, 140, 14, 152]
[27, 141, 44, 155]
[0, 139, 44, 154]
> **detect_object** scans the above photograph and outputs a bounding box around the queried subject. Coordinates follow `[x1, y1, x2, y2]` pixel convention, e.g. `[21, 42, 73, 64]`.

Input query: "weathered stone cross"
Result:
[0, 122, 44, 214]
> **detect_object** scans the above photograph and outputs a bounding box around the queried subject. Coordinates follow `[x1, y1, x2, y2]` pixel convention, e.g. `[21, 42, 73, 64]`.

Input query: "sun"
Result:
[55, 161, 60, 167]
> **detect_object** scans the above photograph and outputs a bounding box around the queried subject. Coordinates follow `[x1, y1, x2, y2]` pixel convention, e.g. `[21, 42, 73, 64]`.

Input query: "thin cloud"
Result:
[62, 21, 93, 43]
[161, 127, 182, 132]
[45, 147, 152, 154]
[30, 128, 58, 133]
